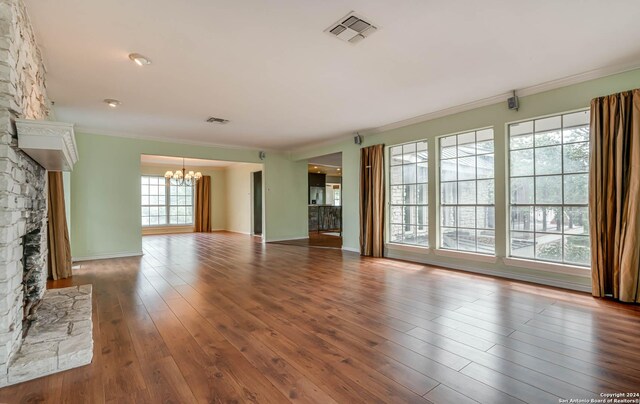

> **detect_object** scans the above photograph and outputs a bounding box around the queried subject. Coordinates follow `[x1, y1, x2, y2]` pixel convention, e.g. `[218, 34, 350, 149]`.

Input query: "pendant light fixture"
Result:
[164, 158, 202, 186]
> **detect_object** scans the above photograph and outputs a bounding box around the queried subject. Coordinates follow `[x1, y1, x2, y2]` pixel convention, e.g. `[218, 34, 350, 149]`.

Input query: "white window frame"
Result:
[386, 140, 429, 248]
[506, 108, 591, 268]
[141, 175, 195, 227]
[437, 127, 496, 255]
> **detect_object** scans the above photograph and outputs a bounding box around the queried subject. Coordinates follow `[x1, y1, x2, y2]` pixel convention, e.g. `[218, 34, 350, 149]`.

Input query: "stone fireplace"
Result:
[0, 150, 48, 379]
[0, 137, 49, 385]
[21, 226, 47, 335]
[0, 0, 89, 387]
[0, 0, 51, 384]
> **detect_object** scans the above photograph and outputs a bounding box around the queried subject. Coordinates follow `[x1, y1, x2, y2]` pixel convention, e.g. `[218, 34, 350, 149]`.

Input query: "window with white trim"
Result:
[439, 129, 495, 254]
[389, 141, 428, 246]
[508, 110, 590, 266]
[141, 176, 194, 226]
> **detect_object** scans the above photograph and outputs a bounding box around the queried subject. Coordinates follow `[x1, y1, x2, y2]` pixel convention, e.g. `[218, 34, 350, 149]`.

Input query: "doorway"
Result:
[307, 153, 344, 248]
[252, 171, 262, 236]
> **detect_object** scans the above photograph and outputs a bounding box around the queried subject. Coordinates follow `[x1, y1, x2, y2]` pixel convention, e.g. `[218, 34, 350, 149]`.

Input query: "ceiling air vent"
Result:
[325, 12, 378, 44]
[206, 116, 230, 124]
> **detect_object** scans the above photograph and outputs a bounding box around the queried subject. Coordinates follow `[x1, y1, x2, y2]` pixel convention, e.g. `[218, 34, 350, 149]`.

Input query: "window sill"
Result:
[434, 248, 497, 263]
[385, 243, 430, 254]
[142, 225, 193, 235]
[142, 223, 194, 228]
[502, 257, 590, 277]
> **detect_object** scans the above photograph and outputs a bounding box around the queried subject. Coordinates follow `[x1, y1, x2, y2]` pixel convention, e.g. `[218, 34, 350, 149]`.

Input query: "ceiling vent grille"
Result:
[325, 12, 378, 44]
[206, 116, 230, 124]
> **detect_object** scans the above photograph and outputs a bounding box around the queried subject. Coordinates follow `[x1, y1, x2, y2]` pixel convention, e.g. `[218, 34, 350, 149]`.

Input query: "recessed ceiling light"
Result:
[337, 168, 341, 171]
[314, 166, 318, 169]
[104, 99, 121, 108]
[128, 53, 151, 66]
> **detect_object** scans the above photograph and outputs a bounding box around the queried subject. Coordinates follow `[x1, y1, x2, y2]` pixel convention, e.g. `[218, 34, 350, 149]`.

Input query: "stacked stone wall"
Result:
[0, 0, 52, 384]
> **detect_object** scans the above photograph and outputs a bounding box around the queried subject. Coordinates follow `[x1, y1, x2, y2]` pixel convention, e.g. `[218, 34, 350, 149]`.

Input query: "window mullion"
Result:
[165, 177, 170, 225]
[438, 129, 495, 255]
[508, 109, 591, 267]
[388, 141, 429, 247]
[560, 114, 565, 264]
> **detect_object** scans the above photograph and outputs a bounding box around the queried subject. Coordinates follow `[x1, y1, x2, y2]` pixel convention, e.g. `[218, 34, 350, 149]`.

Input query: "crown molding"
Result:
[139, 161, 236, 170]
[368, 60, 640, 136]
[288, 132, 357, 156]
[74, 126, 281, 153]
[289, 60, 640, 154]
[515, 59, 640, 98]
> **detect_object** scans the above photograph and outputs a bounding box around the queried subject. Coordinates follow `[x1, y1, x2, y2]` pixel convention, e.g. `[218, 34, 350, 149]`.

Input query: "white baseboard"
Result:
[266, 236, 309, 243]
[72, 251, 143, 262]
[341, 246, 360, 253]
[225, 230, 252, 235]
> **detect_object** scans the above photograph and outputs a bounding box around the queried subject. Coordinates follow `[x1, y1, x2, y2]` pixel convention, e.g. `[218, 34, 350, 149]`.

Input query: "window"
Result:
[141, 176, 167, 226]
[327, 184, 341, 207]
[439, 129, 495, 254]
[141, 176, 194, 226]
[389, 141, 428, 246]
[169, 179, 194, 224]
[508, 110, 590, 266]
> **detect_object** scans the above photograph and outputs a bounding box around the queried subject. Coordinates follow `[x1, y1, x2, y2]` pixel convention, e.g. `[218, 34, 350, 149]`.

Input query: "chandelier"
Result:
[164, 158, 202, 186]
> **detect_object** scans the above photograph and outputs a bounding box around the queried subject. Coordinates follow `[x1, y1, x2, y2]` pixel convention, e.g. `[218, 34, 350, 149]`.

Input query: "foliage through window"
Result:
[508, 110, 590, 266]
[141, 176, 194, 226]
[389, 141, 428, 246]
[439, 129, 495, 254]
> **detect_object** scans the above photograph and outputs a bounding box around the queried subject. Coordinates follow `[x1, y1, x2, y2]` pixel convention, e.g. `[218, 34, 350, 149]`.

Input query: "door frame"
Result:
[250, 170, 265, 237]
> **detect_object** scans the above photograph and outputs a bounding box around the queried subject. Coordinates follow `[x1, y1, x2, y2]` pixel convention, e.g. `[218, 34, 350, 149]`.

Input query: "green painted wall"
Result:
[224, 163, 263, 234]
[69, 69, 640, 288]
[292, 68, 640, 289]
[70, 133, 307, 259]
[262, 155, 309, 241]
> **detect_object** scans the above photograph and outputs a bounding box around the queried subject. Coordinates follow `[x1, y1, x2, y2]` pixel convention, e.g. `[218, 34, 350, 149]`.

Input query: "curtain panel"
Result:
[360, 144, 385, 257]
[589, 89, 640, 303]
[47, 171, 72, 280]
[194, 175, 212, 232]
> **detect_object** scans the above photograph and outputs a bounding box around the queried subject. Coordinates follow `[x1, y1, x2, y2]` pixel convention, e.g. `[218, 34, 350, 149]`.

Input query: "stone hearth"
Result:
[4, 285, 93, 385]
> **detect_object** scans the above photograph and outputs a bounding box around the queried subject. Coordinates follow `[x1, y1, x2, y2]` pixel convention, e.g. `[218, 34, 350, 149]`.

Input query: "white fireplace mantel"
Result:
[16, 119, 78, 171]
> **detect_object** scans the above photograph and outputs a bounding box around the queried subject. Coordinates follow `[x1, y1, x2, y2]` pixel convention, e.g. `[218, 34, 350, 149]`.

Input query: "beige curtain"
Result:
[194, 175, 211, 232]
[590, 89, 640, 302]
[47, 172, 72, 280]
[360, 144, 385, 257]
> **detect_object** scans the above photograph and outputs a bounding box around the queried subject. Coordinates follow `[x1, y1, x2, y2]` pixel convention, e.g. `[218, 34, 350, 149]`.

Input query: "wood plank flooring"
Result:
[1, 232, 639, 403]
[271, 232, 342, 249]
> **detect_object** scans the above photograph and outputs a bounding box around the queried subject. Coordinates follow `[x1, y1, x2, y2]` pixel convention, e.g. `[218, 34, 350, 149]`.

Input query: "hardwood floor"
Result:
[2, 232, 639, 403]
[270, 232, 342, 249]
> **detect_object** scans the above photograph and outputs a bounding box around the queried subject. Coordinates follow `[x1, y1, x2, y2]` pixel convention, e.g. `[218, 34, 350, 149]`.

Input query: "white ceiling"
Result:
[140, 155, 237, 168]
[25, 0, 640, 150]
